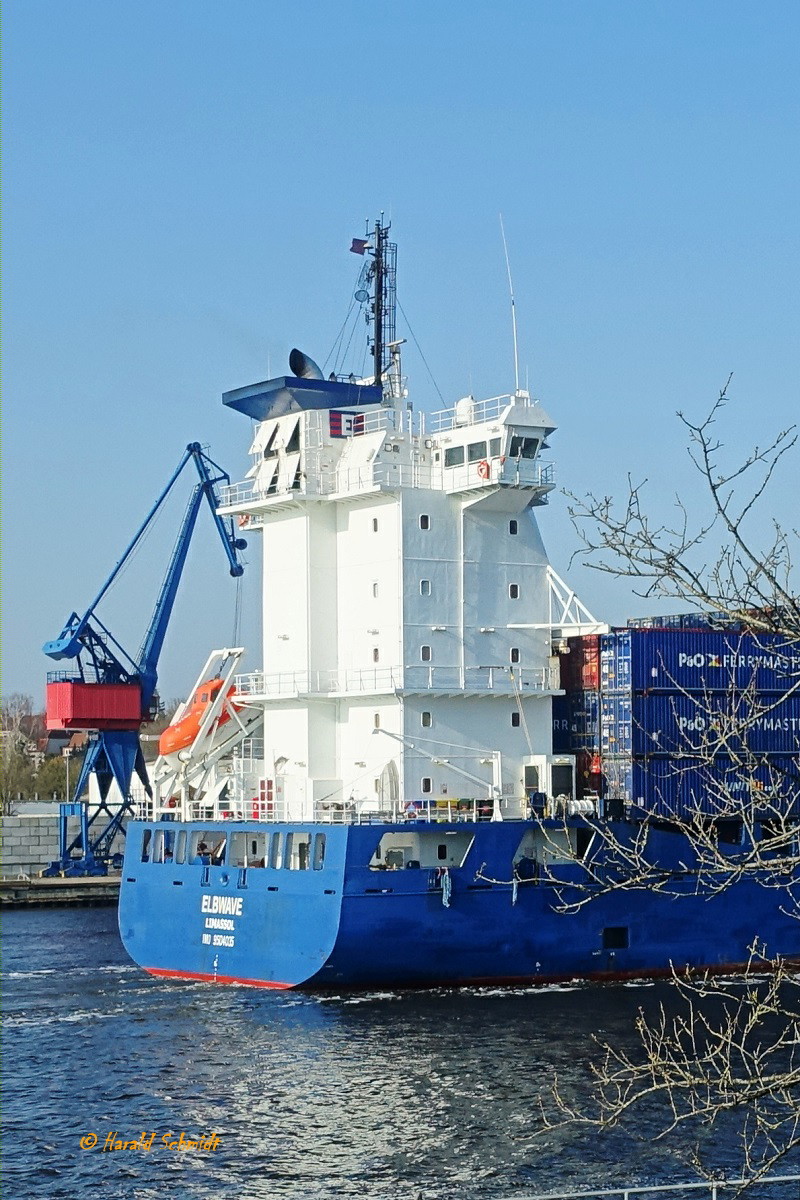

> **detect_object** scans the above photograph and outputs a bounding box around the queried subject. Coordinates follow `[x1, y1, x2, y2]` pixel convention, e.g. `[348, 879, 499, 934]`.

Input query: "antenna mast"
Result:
[371, 216, 397, 390]
[499, 214, 520, 395]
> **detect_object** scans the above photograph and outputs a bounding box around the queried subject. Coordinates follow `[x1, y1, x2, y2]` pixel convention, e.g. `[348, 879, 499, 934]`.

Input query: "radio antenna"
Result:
[499, 213, 520, 395]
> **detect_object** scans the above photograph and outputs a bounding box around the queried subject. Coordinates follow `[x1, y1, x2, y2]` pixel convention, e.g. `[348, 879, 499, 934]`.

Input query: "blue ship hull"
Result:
[118, 818, 800, 989]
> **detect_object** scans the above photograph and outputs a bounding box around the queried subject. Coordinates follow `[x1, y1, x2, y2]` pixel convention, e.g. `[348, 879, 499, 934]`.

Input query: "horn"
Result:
[289, 348, 324, 380]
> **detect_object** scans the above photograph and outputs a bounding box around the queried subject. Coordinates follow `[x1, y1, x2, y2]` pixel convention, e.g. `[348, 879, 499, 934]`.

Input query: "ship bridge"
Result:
[217, 391, 555, 519]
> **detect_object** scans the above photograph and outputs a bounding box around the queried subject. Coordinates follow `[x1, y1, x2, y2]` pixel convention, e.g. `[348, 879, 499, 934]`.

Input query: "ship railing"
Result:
[427, 394, 517, 432]
[234, 665, 560, 698]
[219, 455, 554, 510]
[440, 457, 554, 493]
[515, 1175, 800, 1200]
[313, 798, 489, 824]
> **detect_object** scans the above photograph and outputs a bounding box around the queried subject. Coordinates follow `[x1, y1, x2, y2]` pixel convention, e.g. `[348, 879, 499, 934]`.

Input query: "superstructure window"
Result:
[372, 518, 379, 532]
[420, 579, 431, 596]
[509, 519, 518, 535]
[285, 423, 301, 454]
[511, 712, 521, 728]
[509, 584, 520, 600]
[374, 713, 381, 729]
[372, 582, 379, 598]
[444, 446, 464, 467]
[419, 514, 430, 530]
[509, 436, 539, 459]
[510, 647, 520, 664]
[373, 648, 380, 663]
[269, 832, 283, 869]
[421, 777, 433, 794]
[421, 711, 432, 727]
[489, 437, 502, 457]
[421, 645, 432, 662]
[467, 440, 487, 463]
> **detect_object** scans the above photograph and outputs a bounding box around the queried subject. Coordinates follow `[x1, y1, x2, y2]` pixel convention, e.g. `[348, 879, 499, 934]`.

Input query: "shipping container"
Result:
[601, 753, 799, 819]
[551, 690, 601, 754]
[551, 694, 572, 753]
[601, 629, 800, 694]
[46, 681, 142, 731]
[627, 612, 745, 632]
[558, 634, 600, 692]
[620, 692, 800, 757]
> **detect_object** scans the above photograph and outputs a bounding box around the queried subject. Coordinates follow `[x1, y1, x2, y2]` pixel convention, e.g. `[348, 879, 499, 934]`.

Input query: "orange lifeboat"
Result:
[158, 678, 240, 757]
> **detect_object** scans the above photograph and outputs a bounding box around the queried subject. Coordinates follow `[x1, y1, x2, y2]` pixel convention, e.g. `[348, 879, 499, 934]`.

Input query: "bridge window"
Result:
[444, 446, 464, 467]
[467, 440, 487, 463]
[509, 436, 539, 459]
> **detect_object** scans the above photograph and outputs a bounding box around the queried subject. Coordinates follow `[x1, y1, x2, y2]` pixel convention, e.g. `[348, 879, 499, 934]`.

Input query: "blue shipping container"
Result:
[602, 754, 799, 818]
[625, 692, 800, 757]
[601, 629, 800, 693]
[552, 691, 601, 754]
[551, 694, 572, 753]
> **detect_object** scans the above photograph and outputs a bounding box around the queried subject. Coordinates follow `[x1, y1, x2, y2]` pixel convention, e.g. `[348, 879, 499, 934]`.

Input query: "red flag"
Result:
[350, 238, 369, 255]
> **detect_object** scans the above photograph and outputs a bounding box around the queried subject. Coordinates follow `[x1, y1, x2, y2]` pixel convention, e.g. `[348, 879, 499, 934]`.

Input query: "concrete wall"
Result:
[1, 816, 61, 878]
[0, 814, 126, 878]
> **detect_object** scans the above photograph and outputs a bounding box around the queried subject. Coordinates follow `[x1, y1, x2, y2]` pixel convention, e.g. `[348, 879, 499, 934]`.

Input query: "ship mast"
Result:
[370, 217, 396, 391]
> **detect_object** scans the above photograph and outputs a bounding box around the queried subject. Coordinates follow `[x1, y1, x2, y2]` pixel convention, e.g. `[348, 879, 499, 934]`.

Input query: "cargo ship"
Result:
[117, 221, 800, 988]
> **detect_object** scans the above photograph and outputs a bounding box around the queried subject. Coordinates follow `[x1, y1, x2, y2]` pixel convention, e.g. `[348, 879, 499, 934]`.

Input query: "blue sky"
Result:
[5, 0, 799, 705]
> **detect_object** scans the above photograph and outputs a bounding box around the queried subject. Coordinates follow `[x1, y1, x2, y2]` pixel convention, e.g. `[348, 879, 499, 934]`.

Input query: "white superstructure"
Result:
[216, 374, 600, 822]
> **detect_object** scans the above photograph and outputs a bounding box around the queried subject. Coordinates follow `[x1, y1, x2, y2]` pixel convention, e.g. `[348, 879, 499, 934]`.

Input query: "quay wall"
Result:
[0, 815, 124, 878]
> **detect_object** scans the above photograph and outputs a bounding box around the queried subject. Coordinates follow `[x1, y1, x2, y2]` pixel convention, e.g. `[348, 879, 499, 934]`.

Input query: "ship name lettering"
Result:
[200, 895, 244, 917]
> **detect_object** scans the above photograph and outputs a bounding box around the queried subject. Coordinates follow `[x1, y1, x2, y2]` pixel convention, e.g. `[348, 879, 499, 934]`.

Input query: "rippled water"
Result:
[1, 907, 793, 1199]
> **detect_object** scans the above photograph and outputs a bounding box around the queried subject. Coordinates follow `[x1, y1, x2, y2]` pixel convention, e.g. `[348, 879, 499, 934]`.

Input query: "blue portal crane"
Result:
[43, 443, 246, 875]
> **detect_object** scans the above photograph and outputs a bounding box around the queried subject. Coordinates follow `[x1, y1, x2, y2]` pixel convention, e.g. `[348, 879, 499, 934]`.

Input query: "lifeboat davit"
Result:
[158, 678, 241, 757]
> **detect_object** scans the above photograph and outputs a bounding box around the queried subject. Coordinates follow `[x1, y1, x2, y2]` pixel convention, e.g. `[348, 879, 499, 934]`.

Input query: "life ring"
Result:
[477, 460, 490, 480]
[167, 796, 179, 809]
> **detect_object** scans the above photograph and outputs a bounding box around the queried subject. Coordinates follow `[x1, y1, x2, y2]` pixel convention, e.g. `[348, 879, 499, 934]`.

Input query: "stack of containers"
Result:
[553, 635, 603, 797]
[555, 622, 800, 819]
